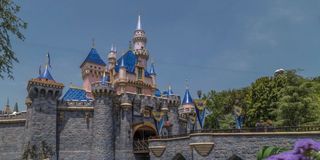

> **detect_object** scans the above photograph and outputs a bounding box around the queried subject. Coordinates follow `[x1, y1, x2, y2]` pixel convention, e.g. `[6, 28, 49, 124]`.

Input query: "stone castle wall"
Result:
[57, 107, 94, 160]
[0, 121, 26, 160]
[149, 132, 320, 160]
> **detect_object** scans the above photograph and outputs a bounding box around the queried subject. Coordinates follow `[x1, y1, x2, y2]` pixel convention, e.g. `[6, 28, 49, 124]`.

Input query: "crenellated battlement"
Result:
[27, 78, 64, 100]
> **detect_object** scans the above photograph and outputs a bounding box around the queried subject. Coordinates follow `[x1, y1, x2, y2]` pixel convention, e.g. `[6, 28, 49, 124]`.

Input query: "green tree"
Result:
[0, 0, 27, 79]
[276, 71, 320, 126]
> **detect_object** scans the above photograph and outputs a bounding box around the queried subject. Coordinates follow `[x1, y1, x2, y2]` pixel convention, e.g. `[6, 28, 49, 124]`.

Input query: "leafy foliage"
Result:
[205, 70, 320, 128]
[256, 146, 287, 160]
[0, 0, 27, 79]
[264, 139, 320, 160]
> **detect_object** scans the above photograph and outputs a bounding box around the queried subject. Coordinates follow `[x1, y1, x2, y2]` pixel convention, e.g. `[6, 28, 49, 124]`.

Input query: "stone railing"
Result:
[0, 112, 27, 120]
[151, 125, 320, 139]
[191, 125, 320, 133]
[133, 140, 149, 153]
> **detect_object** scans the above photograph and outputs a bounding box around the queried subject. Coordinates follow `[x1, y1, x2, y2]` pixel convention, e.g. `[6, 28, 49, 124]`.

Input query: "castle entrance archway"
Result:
[133, 123, 157, 160]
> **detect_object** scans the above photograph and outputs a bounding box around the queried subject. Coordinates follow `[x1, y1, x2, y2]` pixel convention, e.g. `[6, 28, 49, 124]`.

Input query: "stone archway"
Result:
[133, 124, 157, 160]
[172, 153, 186, 160]
[133, 124, 157, 141]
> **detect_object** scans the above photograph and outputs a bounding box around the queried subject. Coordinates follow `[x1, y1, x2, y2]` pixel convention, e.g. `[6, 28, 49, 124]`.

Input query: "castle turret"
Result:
[115, 93, 134, 159]
[24, 53, 64, 160]
[165, 86, 181, 135]
[91, 77, 115, 160]
[133, 15, 149, 68]
[108, 44, 117, 70]
[80, 42, 106, 96]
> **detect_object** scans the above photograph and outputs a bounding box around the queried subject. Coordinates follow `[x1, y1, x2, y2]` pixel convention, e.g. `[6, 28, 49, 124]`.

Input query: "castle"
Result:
[1, 16, 319, 160]
[0, 16, 193, 160]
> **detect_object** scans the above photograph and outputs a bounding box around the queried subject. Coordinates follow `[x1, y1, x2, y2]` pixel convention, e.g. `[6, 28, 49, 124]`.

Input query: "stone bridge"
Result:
[148, 126, 320, 160]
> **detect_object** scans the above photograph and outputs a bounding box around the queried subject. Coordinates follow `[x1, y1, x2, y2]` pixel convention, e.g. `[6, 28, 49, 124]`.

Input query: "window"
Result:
[137, 87, 142, 94]
[137, 68, 143, 80]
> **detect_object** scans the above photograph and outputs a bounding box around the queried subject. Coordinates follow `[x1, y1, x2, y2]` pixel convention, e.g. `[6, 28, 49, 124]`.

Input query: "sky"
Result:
[1, 0, 320, 110]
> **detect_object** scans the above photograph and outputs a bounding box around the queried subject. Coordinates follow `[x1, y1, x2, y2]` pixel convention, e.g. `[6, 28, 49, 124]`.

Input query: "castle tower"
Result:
[80, 42, 106, 96]
[165, 86, 181, 135]
[90, 76, 115, 160]
[115, 93, 134, 160]
[133, 15, 149, 68]
[108, 44, 117, 82]
[180, 86, 196, 133]
[24, 54, 64, 160]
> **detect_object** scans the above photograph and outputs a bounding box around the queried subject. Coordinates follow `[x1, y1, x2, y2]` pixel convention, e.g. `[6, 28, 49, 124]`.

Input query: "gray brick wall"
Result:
[149, 133, 320, 160]
[0, 122, 25, 160]
[57, 110, 93, 160]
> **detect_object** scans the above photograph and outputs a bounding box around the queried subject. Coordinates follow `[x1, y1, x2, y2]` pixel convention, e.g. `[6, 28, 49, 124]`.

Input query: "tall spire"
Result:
[6, 97, 9, 106]
[111, 44, 114, 52]
[13, 102, 18, 112]
[137, 15, 142, 30]
[150, 62, 156, 75]
[120, 56, 125, 68]
[182, 80, 193, 105]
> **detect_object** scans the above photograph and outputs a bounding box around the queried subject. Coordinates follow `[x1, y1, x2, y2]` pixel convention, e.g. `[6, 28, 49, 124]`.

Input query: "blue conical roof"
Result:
[182, 88, 193, 104]
[150, 63, 156, 75]
[81, 48, 106, 67]
[38, 65, 54, 81]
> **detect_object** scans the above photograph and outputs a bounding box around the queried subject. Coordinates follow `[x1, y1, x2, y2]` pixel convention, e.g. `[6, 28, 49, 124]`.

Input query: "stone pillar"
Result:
[91, 82, 115, 160]
[115, 93, 134, 160]
[24, 79, 64, 160]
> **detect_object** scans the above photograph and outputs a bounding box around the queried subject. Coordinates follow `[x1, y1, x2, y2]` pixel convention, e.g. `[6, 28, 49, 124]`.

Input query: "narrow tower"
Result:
[133, 15, 149, 68]
[90, 74, 115, 160]
[80, 41, 106, 96]
[108, 44, 117, 82]
[24, 54, 64, 160]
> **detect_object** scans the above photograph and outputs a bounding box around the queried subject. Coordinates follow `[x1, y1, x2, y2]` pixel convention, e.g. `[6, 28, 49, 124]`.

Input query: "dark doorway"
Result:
[172, 153, 186, 160]
[227, 154, 243, 160]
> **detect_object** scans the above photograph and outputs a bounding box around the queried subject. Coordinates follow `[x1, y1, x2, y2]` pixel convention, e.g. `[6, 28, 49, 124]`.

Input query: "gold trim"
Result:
[149, 146, 166, 157]
[133, 122, 157, 135]
[57, 107, 94, 111]
[189, 142, 214, 157]
[28, 78, 64, 88]
[149, 131, 320, 141]
[0, 119, 26, 124]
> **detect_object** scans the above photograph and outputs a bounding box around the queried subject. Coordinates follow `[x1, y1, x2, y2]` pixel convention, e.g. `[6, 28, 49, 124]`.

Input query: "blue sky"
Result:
[1, 0, 320, 110]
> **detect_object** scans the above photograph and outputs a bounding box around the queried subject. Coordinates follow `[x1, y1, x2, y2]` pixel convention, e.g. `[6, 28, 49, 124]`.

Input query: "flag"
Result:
[47, 53, 52, 68]
[153, 113, 165, 135]
[196, 107, 212, 129]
